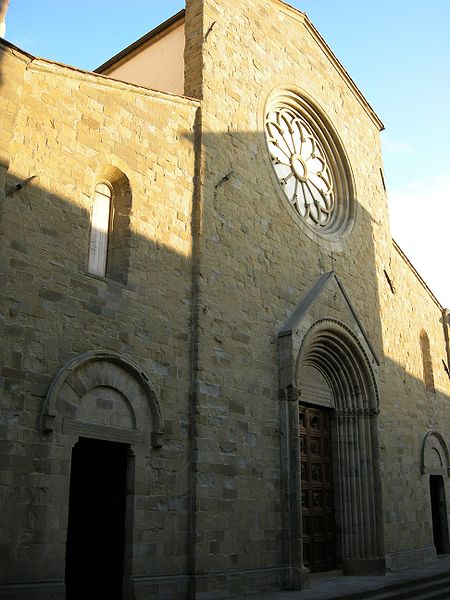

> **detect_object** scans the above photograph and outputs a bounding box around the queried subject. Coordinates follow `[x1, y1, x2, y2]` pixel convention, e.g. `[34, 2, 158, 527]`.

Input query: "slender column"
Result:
[335, 412, 347, 560]
[349, 413, 361, 558]
[343, 412, 353, 558]
[357, 410, 372, 556]
[279, 386, 309, 590]
[370, 412, 386, 562]
[342, 407, 385, 573]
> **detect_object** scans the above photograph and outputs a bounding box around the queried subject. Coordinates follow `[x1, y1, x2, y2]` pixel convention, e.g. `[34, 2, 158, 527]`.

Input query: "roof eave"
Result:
[276, 0, 385, 131]
[95, 9, 185, 75]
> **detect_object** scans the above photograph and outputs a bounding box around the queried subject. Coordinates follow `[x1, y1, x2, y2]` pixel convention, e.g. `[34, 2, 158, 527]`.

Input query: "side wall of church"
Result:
[378, 243, 450, 568]
[0, 43, 198, 597]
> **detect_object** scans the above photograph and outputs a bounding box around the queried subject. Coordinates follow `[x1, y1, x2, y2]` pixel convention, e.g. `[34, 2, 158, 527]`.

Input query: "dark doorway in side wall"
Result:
[66, 438, 128, 600]
[430, 474, 449, 555]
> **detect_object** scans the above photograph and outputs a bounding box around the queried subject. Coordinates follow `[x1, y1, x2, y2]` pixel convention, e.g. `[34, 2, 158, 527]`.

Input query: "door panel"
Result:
[300, 405, 336, 571]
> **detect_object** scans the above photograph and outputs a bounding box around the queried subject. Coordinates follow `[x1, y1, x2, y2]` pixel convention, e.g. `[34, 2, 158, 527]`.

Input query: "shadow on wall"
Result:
[0, 164, 196, 589]
[0, 96, 449, 596]
[185, 129, 450, 579]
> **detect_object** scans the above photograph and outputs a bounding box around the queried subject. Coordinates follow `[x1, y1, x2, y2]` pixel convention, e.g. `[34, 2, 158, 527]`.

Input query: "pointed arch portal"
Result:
[279, 278, 386, 588]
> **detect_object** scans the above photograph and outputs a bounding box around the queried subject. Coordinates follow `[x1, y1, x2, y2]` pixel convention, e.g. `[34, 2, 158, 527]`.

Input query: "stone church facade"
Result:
[1, 1, 449, 599]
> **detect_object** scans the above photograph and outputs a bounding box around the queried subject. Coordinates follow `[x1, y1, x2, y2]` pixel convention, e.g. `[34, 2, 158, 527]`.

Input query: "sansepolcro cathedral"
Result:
[1, 1, 449, 599]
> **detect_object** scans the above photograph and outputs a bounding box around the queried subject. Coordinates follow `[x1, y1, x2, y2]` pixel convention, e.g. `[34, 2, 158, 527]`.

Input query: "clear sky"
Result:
[4, 0, 450, 306]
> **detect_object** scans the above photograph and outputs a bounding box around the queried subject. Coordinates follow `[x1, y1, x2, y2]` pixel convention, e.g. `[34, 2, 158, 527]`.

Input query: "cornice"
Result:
[95, 9, 185, 75]
[393, 239, 444, 311]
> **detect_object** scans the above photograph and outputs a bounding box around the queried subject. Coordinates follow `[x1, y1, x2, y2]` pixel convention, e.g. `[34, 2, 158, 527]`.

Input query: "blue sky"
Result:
[4, 0, 450, 305]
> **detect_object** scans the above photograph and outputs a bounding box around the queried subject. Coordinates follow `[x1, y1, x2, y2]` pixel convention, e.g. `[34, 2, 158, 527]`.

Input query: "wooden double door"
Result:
[300, 405, 336, 572]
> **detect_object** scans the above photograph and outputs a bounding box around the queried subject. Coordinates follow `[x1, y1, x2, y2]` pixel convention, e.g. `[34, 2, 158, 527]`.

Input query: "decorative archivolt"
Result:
[40, 350, 164, 448]
[421, 430, 450, 476]
[278, 305, 384, 579]
[295, 318, 379, 414]
[294, 319, 383, 568]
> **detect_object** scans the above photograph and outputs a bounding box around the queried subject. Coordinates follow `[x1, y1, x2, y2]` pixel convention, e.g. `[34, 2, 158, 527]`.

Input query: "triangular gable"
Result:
[278, 272, 379, 391]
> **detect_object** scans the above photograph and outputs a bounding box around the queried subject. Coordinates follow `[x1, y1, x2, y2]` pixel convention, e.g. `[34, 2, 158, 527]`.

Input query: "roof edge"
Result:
[95, 9, 185, 75]
[0, 33, 198, 106]
[274, 0, 385, 131]
[393, 239, 444, 311]
[30, 56, 199, 105]
[0, 36, 35, 61]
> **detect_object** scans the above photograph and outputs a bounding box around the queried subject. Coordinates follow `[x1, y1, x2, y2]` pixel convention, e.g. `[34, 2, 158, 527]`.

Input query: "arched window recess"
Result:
[87, 167, 132, 284]
[88, 181, 113, 278]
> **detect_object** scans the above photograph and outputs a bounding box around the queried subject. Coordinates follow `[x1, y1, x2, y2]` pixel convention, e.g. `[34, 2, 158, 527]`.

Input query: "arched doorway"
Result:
[66, 438, 129, 600]
[40, 351, 164, 599]
[279, 314, 385, 587]
[429, 475, 449, 555]
[421, 431, 450, 555]
[296, 322, 384, 575]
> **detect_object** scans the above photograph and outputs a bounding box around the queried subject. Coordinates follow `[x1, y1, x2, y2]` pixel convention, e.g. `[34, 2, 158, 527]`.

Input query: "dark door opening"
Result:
[430, 475, 449, 555]
[66, 437, 128, 600]
[300, 405, 336, 572]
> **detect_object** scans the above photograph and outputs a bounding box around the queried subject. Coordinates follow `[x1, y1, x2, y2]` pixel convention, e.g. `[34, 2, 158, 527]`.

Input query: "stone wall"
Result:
[378, 242, 450, 568]
[0, 41, 199, 599]
[0, 0, 449, 598]
[184, 0, 450, 593]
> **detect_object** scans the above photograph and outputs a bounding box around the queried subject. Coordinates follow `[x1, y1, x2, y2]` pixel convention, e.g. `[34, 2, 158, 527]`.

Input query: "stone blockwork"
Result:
[0, 40, 199, 599]
[185, 0, 386, 594]
[1, 1, 449, 599]
[377, 242, 450, 569]
[183, 0, 450, 595]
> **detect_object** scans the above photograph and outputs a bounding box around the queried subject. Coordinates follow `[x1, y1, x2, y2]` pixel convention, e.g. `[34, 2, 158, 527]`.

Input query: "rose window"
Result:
[265, 107, 335, 228]
[264, 89, 355, 242]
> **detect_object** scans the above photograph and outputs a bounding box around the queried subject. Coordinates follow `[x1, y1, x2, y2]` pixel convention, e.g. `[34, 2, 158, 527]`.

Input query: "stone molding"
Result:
[62, 418, 145, 446]
[278, 274, 385, 587]
[421, 430, 450, 476]
[133, 565, 285, 599]
[0, 581, 65, 600]
[278, 272, 380, 407]
[40, 350, 164, 448]
[385, 545, 437, 571]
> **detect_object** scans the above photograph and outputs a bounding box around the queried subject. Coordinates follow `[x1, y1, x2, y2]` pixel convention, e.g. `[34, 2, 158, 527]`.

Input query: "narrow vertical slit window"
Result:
[88, 182, 112, 277]
[420, 329, 435, 393]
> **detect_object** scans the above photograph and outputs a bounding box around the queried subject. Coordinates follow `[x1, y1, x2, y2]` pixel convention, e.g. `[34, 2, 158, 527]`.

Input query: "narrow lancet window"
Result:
[420, 329, 435, 393]
[88, 182, 112, 277]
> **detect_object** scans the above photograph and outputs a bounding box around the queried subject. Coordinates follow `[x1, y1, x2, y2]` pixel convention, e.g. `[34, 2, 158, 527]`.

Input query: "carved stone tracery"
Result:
[265, 106, 335, 227]
[264, 89, 356, 244]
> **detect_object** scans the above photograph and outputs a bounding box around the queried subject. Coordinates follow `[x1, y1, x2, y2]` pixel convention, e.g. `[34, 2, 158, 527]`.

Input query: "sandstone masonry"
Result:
[1, 1, 449, 599]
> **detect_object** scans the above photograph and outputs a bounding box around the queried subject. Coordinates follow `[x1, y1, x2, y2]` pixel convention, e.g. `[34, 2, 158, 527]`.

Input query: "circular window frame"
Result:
[263, 87, 356, 251]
